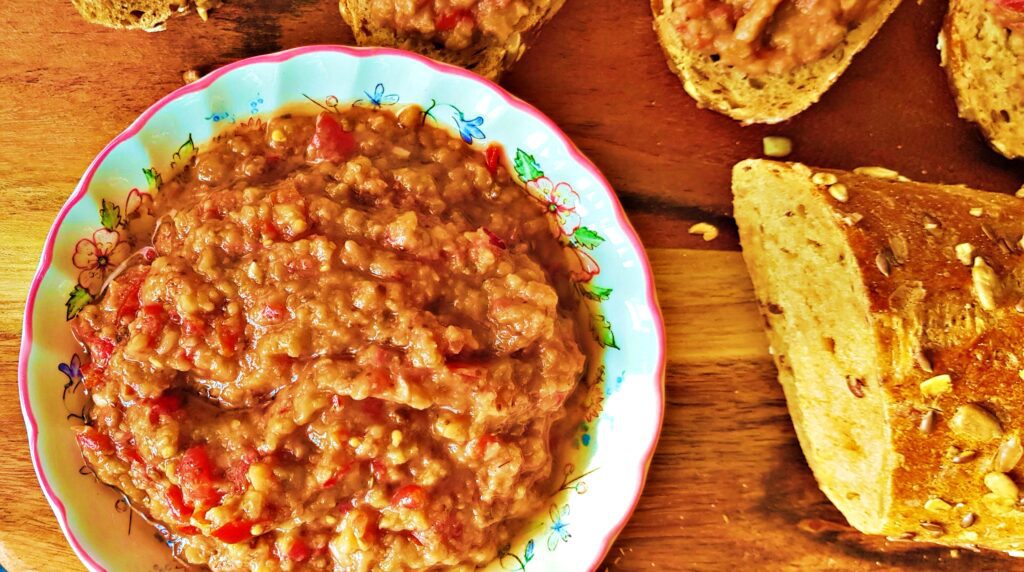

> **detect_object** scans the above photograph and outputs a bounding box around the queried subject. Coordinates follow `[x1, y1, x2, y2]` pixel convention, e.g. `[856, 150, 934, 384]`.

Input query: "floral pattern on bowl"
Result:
[19, 45, 665, 572]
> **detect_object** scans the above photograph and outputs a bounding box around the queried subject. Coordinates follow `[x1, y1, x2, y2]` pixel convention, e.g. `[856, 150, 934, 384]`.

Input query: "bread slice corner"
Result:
[652, 1, 903, 124]
[940, 0, 1024, 159]
[338, 0, 566, 80]
[732, 159, 893, 532]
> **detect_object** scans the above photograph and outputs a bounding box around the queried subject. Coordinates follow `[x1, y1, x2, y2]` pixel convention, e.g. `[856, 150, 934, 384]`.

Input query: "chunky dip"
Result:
[366, 0, 541, 51]
[70, 104, 587, 571]
[668, 0, 881, 75]
[990, 0, 1024, 28]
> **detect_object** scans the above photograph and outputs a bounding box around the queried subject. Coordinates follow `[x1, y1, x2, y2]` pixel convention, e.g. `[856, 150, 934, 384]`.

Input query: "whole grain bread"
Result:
[734, 158, 1024, 552]
[940, 0, 1024, 159]
[651, 1, 903, 124]
[71, 0, 220, 31]
[338, 0, 565, 80]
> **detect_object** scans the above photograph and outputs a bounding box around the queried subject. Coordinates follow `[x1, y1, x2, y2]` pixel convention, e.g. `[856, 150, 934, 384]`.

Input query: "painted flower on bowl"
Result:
[72, 229, 129, 296]
[527, 177, 581, 236]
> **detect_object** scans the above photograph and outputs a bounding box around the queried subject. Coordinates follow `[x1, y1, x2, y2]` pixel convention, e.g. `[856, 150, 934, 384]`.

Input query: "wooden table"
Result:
[2, 0, 1023, 570]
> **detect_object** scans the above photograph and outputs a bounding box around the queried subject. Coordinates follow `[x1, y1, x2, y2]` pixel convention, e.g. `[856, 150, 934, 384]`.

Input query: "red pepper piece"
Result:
[996, 0, 1024, 12]
[308, 112, 356, 163]
[166, 484, 194, 521]
[472, 434, 500, 458]
[482, 227, 507, 250]
[435, 8, 472, 31]
[261, 302, 287, 324]
[391, 484, 427, 509]
[137, 304, 167, 338]
[216, 321, 244, 355]
[286, 538, 312, 562]
[75, 429, 115, 454]
[212, 519, 255, 544]
[114, 269, 149, 324]
[485, 144, 501, 175]
[446, 360, 485, 380]
[177, 445, 223, 509]
[369, 459, 387, 482]
[147, 393, 183, 424]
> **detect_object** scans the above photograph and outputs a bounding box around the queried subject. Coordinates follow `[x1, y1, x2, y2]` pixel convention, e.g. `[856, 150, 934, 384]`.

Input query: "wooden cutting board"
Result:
[1, 0, 1022, 569]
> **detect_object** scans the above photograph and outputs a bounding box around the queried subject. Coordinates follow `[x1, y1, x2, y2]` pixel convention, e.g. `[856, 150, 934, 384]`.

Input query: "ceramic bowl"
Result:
[18, 45, 665, 571]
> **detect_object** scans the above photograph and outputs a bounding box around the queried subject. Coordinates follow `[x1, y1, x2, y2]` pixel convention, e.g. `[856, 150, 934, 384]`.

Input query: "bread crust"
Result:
[71, 0, 220, 31]
[940, 0, 1024, 159]
[735, 159, 1024, 552]
[651, 0, 903, 124]
[338, 0, 566, 80]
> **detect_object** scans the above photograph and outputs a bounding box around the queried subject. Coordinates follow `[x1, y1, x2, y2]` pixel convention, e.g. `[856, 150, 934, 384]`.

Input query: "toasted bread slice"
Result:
[71, 0, 220, 31]
[735, 159, 1024, 551]
[338, 0, 566, 79]
[940, 0, 1024, 159]
[651, 1, 902, 124]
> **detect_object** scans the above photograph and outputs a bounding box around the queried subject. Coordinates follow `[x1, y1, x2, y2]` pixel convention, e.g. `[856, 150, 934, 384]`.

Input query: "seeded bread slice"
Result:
[940, 0, 1024, 158]
[338, 0, 566, 80]
[651, 0, 903, 124]
[734, 158, 1024, 552]
[71, 0, 221, 31]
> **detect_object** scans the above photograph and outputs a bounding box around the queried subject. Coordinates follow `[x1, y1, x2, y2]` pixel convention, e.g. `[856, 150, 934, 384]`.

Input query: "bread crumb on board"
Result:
[688, 222, 719, 242]
[762, 136, 792, 158]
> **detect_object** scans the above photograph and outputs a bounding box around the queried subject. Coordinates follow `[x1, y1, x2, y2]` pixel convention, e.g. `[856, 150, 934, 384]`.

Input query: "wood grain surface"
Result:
[2, 0, 1024, 570]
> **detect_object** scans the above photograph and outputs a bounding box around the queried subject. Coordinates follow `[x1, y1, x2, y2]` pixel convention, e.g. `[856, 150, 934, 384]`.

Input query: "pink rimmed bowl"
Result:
[18, 45, 665, 571]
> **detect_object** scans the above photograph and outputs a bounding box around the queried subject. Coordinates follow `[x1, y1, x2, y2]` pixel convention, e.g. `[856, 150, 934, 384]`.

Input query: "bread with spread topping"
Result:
[338, 0, 566, 80]
[734, 158, 1024, 551]
[651, 0, 902, 124]
[941, 0, 1024, 158]
[71, 0, 221, 31]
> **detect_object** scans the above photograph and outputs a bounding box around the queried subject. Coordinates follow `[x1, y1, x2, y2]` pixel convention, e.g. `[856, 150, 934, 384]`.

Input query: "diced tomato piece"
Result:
[357, 510, 380, 544]
[116, 440, 145, 465]
[485, 144, 501, 175]
[212, 520, 255, 544]
[225, 449, 258, 493]
[285, 538, 312, 562]
[76, 429, 114, 454]
[996, 0, 1024, 12]
[261, 219, 280, 241]
[261, 302, 287, 324]
[89, 337, 116, 369]
[391, 484, 427, 509]
[177, 445, 222, 509]
[321, 461, 353, 489]
[114, 269, 150, 324]
[361, 397, 385, 419]
[471, 434, 500, 458]
[181, 317, 206, 337]
[308, 112, 356, 163]
[435, 8, 472, 31]
[147, 393, 184, 424]
[446, 360, 485, 380]
[482, 227, 507, 250]
[217, 321, 244, 355]
[369, 459, 387, 482]
[166, 485, 194, 521]
[178, 525, 200, 535]
[137, 304, 167, 338]
[433, 513, 463, 541]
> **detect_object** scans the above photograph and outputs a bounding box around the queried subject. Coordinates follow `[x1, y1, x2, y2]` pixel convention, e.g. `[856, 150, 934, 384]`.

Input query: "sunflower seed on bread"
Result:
[734, 159, 1024, 553]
